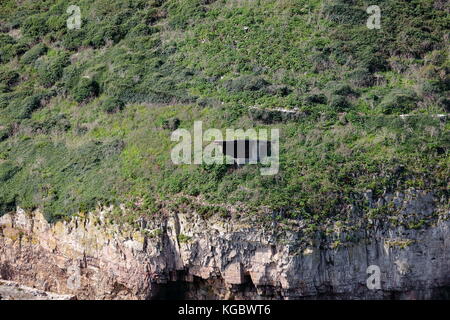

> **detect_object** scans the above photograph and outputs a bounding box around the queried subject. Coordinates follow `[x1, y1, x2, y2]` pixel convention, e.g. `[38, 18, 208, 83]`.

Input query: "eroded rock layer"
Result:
[0, 190, 448, 300]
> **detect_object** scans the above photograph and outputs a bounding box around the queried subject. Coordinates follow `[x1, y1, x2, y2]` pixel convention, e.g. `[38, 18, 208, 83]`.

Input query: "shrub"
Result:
[127, 23, 154, 37]
[22, 14, 49, 37]
[0, 70, 19, 88]
[0, 126, 10, 141]
[62, 30, 86, 50]
[20, 43, 48, 65]
[46, 15, 66, 32]
[304, 93, 327, 105]
[264, 84, 291, 97]
[73, 78, 100, 103]
[348, 68, 375, 88]
[167, 0, 205, 29]
[0, 34, 17, 64]
[177, 233, 191, 243]
[0, 91, 21, 109]
[162, 117, 180, 130]
[31, 114, 71, 133]
[0, 192, 16, 215]
[0, 161, 18, 182]
[83, 19, 127, 48]
[323, 2, 366, 25]
[0, 0, 447, 224]
[102, 97, 125, 114]
[35, 52, 70, 87]
[438, 97, 450, 113]
[394, 27, 436, 58]
[61, 64, 82, 91]
[329, 95, 351, 112]
[223, 75, 270, 93]
[311, 52, 332, 72]
[378, 89, 417, 114]
[0, 34, 15, 47]
[329, 83, 357, 97]
[10, 95, 41, 119]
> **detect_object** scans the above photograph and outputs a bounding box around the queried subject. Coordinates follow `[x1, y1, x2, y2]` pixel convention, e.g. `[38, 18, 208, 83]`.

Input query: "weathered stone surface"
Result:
[0, 280, 75, 300]
[0, 190, 448, 300]
[224, 263, 244, 285]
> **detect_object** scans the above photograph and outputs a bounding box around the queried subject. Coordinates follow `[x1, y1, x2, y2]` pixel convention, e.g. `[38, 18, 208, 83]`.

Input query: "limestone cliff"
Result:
[0, 189, 448, 300]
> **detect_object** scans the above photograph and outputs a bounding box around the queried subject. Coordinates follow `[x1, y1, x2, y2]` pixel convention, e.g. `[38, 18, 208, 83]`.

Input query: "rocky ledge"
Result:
[0, 280, 75, 300]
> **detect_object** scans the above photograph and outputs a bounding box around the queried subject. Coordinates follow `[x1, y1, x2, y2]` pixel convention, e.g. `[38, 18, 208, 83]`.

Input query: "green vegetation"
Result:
[0, 0, 448, 224]
[178, 233, 192, 244]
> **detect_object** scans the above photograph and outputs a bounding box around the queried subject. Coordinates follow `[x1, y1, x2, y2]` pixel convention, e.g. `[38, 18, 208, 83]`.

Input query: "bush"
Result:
[20, 43, 48, 65]
[83, 19, 127, 48]
[0, 91, 21, 109]
[438, 97, 450, 113]
[330, 83, 357, 97]
[264, 84, 291, 97]
[348, 68, 375, 88]
[355, 42, 389, 73]
[61, 64, 82, 91]
[394, 27, 436, 58]
[304, 93, 327, 105]
[0, 34, 15, 47]
[35, 52, 70, 87]
[0, 126, 10, 141]
[0, 69, 19, 87]
[378, 89, 417, 114]
[223, 75, 270, 93]
[73, 78, 100, 103]
[62, 30, 85, 50]
[0, 161, 18, 182]
[46, 15, 66, 32]
[30, 114, 71, 133]
[127, 23, 155, 37]
[323, 2, 366, 25]
[162, 117, 180, 130]
[311, 52, 332, 73]
[0, 34, 17, 64]
[329, 95, 351, 112]
[22, 14, 49, 37]
[10, 95, 41, 119]
[102, 97, 125, 113]
[0, 192, 16, 215]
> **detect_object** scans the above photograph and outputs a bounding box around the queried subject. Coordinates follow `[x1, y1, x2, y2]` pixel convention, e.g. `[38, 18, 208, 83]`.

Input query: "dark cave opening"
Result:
[148, 271, 260, 300]
[149, 271, 189, 300]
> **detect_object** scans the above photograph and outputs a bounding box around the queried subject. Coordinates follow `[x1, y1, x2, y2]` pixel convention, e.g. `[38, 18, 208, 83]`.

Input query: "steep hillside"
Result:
[0, 0, 448, 234]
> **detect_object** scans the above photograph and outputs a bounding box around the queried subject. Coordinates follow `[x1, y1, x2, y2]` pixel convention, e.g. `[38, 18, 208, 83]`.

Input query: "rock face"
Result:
[0, 190, 448, 300]
[0, 280, 75, 300]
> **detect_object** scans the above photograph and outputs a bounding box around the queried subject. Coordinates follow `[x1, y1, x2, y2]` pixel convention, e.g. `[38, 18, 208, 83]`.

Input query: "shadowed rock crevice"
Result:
[149, 272, 260, 300]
